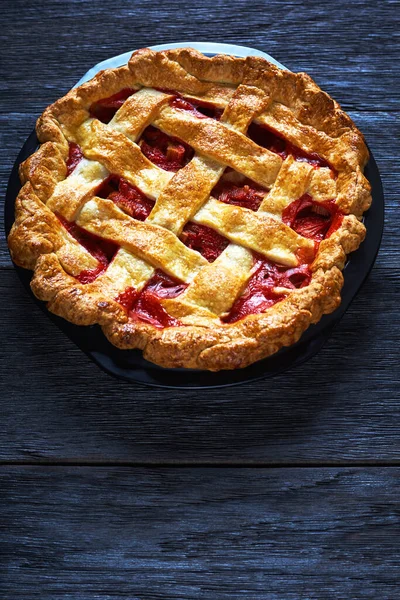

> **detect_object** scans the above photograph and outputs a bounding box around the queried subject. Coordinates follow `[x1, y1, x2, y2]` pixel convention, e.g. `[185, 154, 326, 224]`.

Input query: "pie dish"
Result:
[8, 47, 372, 371]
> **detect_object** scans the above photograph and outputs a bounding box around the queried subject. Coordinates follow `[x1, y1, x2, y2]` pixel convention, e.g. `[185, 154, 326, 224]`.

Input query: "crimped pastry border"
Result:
[8, 47, 371, 371]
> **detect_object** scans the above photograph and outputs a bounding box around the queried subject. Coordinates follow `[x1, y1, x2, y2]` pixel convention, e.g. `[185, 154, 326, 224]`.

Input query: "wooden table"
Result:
[1, 1, 399, 597]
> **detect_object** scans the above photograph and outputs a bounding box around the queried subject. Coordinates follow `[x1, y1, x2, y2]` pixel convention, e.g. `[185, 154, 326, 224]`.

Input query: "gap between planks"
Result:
[2, 459, 400, 468]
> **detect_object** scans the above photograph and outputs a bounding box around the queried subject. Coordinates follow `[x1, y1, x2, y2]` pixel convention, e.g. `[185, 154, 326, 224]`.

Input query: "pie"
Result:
[8, 47, 372, 371]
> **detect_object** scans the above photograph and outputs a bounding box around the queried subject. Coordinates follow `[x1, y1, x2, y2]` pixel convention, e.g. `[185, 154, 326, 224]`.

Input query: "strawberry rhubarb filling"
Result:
[247, 122, 334, 170]
[282, 194, 343, 241]
[89, 88, 138, 124]
[224, 253, 312, 323]
[116, 270, 187, 329]
[66, 142, 84, 175]
[96, 175, 155, 221]
[138, 125, 194, 171]
[169, 95, 223, 120]
[57, 214, 119, 284]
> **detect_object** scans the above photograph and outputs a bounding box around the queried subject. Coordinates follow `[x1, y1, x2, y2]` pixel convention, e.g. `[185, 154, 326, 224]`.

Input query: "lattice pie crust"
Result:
[8, 48, 372, 371]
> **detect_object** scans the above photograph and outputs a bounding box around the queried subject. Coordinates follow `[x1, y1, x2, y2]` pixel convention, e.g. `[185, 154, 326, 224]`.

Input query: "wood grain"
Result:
[1, 0, 398, 112]
[1, 467, 399, 599]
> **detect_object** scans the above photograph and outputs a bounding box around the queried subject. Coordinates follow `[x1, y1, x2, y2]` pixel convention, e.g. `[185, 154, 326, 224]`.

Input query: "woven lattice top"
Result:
[8, 48, 371, 370]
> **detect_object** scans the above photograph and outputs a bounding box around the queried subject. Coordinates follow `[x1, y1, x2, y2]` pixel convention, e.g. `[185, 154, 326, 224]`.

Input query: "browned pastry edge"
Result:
[8, 47, 372, 371]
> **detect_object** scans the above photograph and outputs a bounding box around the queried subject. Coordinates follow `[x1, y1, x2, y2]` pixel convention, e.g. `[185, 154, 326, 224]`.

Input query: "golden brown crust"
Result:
[8, 47, 372, 371]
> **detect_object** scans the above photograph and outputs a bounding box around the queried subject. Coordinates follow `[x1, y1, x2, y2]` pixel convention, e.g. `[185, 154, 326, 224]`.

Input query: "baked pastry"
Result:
[8, 47, 372, 371]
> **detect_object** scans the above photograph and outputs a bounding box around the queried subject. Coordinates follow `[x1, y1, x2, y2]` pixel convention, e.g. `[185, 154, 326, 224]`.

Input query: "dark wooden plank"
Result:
[1, 467, 399, 598]
[1, 262, 398, 463]
[0, 110, 398, 267]
[1, 0, 398, 112]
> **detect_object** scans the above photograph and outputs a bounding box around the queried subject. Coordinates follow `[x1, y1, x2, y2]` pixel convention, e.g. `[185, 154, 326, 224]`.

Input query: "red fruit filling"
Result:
[139, 125, 194, 171]
[282, 194, 343, 241]
[224, 253, 312, 323]
[247, 122, 334, 170]
[180, 222, 230, 263]
[116, 270, 187, 328]
[170, 95, 223, 120]
[66, 142, 83, 176]
[57, 214, 119, 284]
[212, 178, 266, 211]
[96, 175, 155, 221]
[89, 88, 137, 123]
